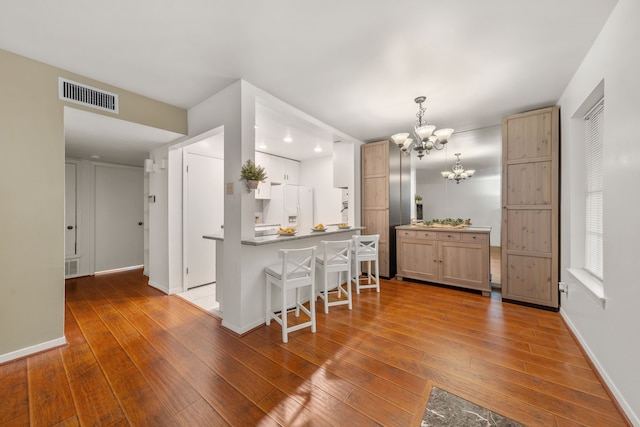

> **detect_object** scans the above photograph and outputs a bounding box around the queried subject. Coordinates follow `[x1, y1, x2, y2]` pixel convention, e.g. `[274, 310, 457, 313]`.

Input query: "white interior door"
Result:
[185, 153, 224, 290]
[95, 165, 144, 272]
[65, 162, 77, 257]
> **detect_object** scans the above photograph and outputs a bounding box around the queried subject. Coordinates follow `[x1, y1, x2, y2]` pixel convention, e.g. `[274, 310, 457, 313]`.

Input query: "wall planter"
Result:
[239, 159, 267, 192]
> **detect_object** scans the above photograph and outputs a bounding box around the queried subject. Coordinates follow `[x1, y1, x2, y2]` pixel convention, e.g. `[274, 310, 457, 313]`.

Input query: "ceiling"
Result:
[1, 0, 617, 170]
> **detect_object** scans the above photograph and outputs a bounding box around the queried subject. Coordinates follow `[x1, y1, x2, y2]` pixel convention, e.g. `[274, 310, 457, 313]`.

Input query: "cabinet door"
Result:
[439, 241, 488, 290]
[362, 209, 389, 277]
[263, 154, 300, 184]
[362, 176, 388, 209]
[255, 152, 272, 198]
[255, 181, 271, 199]
[268, 156, 284, 184]
[362, 209, 388, 239]
[284, 158, 300, 185]
[502, 106, 559, 308]
[362, 141, 388, 177]
[333, 142, 354, 188]
[397, 238, 438, 281]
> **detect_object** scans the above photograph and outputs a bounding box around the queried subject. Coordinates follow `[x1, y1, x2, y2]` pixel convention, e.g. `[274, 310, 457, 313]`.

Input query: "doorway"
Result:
[184, 151, 224, 290]
[94, 164, 144, 272]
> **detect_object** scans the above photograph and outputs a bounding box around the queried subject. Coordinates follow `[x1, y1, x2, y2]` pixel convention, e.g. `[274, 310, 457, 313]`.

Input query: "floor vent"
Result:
[65, 259, 79, 277]
[58, 78, 119, 113]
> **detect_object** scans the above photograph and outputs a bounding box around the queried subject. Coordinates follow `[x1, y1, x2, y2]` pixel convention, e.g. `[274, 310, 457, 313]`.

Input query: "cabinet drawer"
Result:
[415, 230, 436, 240]
[461, 233, 488, 243]
[397, 230, 416, 238]
[437, 232, 461, 241]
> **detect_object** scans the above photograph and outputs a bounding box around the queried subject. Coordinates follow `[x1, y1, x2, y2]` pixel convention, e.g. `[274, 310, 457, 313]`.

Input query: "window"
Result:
[584, 99, 604, 280]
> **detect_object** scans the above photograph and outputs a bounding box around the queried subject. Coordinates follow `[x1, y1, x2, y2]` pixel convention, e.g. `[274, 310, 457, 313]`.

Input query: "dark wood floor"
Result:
[0, 268, 629, 426]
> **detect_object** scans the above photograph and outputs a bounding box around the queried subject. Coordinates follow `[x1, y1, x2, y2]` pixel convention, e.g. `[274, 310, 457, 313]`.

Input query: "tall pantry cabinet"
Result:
[501, 106, 560, 309]
[361, 140, 410, 278]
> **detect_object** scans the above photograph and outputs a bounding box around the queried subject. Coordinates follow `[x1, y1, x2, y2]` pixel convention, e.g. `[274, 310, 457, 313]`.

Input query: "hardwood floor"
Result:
[0, 268, 629, 426]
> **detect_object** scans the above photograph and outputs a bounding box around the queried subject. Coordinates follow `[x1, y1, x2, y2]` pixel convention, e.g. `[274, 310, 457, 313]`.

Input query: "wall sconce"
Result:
[144, 159, 154, 173]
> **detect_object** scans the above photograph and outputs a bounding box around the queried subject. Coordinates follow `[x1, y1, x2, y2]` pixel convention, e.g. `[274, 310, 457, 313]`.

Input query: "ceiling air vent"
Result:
[58, 77, 119, 113]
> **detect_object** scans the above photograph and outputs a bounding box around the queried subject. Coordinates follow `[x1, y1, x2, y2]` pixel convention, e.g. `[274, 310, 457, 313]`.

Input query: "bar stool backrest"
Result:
[352, 234, 379, 261]
[319, 240, 352, 268]
[279, 247, 316, 285]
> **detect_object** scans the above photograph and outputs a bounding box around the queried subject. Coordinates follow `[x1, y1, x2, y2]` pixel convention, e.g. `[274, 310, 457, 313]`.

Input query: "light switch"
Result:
[226, 182, 234, 195]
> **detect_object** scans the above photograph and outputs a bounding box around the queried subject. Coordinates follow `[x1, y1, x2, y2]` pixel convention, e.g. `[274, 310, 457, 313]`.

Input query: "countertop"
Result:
[204, 226, 364, 246]
[396, 224, 491, 233]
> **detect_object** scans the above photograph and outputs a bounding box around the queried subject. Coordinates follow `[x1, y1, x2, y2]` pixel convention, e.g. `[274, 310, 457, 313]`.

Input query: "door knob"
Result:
[67, 225, 74, 230]
[138, 222, 144, 226]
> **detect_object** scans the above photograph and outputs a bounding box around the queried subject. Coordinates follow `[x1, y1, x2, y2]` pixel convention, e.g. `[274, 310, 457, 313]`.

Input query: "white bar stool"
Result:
[265, 246, 317, 343]
[351, 234, 380, 294]
[315, 239, 352, 313]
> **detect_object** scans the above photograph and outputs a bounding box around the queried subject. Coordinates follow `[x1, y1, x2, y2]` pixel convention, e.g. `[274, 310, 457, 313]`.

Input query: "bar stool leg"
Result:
[323, 270, 330, 313]
[310, 281, 316, 333]
[346, 272, 353, 309]
[281, 284, 288, 343]
[266, 278, 271, 325]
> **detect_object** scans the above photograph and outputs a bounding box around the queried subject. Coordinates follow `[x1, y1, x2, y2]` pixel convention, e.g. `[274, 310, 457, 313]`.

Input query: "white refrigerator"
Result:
[263, 184, 314, 231]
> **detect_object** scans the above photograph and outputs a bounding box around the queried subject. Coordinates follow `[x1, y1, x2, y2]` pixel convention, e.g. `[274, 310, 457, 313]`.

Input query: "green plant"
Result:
[415, 194, 423, 202]
[422, 218, 471, 227]
[239, 159, 267, 183]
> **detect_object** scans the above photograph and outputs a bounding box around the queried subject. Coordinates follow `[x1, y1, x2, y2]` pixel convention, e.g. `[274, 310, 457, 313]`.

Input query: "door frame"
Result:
[177, 128, 225, 292]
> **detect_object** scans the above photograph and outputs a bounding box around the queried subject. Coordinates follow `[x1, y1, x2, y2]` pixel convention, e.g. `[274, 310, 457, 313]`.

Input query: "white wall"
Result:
[299, 156, 343, 225]
[148, 144, 171, 293]
[558, 0, 640, 423]
[185, 80, 250, 332]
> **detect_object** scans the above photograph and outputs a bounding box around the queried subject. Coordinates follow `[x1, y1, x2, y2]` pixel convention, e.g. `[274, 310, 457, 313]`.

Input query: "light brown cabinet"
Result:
[361, 140, 410, 278]
[396, 226, 491, 295]
[501, 106, 559, 309]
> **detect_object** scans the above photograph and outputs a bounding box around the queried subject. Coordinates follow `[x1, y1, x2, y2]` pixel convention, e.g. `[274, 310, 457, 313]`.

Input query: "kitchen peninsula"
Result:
[204, 226, 363, 332]
[395, 224, 491, 295]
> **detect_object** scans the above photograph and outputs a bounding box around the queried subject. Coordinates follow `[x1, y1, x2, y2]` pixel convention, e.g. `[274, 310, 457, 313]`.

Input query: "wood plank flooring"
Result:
[0, 268, 629, 426]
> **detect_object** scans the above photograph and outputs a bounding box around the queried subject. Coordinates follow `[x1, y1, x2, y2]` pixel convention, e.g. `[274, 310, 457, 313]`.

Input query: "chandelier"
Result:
[441, 153, 475, 184]
[390, 96, 454, 159]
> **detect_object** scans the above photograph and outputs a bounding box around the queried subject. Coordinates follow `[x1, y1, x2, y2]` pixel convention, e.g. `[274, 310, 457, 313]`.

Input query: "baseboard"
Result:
[0, 336, 67, 364]
[168, 285, 184, 295]
[147, 280, 169, 295]
[560, 308, 638, 426]
[221, 317, 265, 336]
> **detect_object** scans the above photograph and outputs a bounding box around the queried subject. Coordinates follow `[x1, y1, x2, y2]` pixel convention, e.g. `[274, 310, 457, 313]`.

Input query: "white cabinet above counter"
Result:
[255, 151, 300, 187]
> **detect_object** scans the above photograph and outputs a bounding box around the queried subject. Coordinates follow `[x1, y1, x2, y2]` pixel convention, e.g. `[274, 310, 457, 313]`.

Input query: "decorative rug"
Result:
[421, 387, 526, 427]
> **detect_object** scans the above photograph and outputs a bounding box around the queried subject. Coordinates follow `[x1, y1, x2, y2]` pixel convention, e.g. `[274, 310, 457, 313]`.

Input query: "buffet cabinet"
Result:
[395, 226, 491, 295]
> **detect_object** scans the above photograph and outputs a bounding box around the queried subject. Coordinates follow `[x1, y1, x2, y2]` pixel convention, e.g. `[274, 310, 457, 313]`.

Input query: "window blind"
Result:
[584, 99, 604, 280]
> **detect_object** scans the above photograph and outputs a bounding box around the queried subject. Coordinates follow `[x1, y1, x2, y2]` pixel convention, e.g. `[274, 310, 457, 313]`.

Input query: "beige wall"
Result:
[0, 48, 187, 359]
